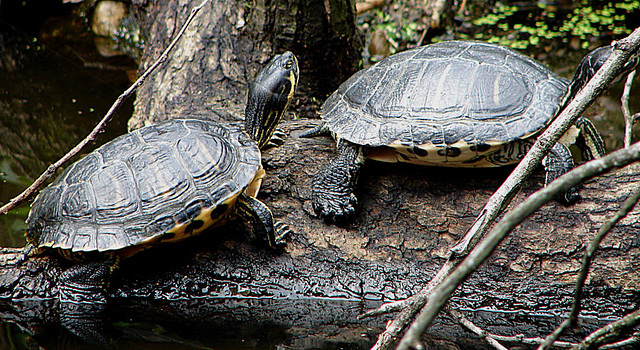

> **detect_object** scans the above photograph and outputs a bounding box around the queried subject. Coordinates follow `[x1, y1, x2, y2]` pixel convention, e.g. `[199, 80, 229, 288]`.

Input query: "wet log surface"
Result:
[1, 122, 639, 348]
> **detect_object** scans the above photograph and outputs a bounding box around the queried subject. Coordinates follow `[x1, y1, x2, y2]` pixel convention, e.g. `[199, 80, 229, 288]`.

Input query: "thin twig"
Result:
[446, 308, 509, 350]
[490, 334, 575, 348]
[622, 70, 637, 148]
[395, 140, 640, 350]
[449, 307, 639, 350]
[450, 29, 640, 257]
[457, 0, 468, 15]
[446, 308, 578, 349]
[572, 309, 640, 350]
[539, 186, 640, 349]
[600, 333, 640, 349]
[0, 0, 211, 216]
[370, 27, 640, 350]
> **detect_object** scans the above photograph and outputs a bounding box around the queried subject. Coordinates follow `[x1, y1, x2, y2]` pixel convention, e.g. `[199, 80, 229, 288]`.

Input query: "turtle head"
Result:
[563, 44, 639, 108]
[245, 51, 299, 149]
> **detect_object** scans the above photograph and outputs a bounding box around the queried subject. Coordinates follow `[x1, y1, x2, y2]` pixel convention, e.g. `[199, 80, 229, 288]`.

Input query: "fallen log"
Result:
[1, 122, 639, 348]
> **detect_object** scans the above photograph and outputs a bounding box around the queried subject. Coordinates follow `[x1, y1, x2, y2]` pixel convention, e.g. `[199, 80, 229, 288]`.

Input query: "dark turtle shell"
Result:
[26, 119, 262, 254]
[321, 41, 569, 165]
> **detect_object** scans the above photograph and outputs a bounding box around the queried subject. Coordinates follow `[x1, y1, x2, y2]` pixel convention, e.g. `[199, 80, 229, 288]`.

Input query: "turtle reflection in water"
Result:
[303, 40, 639, 223]
[23, 52, 299, 339]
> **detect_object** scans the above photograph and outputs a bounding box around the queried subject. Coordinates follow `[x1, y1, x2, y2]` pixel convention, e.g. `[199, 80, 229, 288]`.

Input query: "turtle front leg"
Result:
[236, 193, 289, 248]
[311, 140, 365, 223]
[575, 117, 606, 160]
[543, 143, 579, 205]
[58, 258, 117, 344]
[262, 129, 288, 149]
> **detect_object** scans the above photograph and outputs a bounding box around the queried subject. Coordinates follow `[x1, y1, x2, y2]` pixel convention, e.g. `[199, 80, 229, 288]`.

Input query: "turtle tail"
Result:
[299, 122, 331, 138]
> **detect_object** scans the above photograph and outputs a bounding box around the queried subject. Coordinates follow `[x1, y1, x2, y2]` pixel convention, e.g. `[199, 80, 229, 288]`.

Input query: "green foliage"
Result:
[0, 206, 28, 247]
[0, 322, 33, 350]
[369, 9, 420, 54]
[465, 0, 639, 50]
[112, 13, 145, 60]
[0, 159, 31, 189]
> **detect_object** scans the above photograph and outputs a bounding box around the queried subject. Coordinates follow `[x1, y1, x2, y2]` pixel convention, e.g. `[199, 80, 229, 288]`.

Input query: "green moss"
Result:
[469, 0, 638, 50]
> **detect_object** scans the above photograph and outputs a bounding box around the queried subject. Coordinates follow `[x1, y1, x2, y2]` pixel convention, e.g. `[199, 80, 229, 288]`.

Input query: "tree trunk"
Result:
[128, 0, 362, 130]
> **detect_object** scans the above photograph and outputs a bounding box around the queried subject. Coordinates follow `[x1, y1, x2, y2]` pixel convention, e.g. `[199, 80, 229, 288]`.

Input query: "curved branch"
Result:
[622, 70, 637, 148]
[396, 141, 640, 349]
[572, 310, 640, 349]
[539, 186, 640, 349]
[0, 0, 211, 215]
[371, 27, 640, 350]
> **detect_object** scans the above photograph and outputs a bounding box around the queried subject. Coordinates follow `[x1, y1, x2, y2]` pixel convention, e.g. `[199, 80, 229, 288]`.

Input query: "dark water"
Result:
[0, 2, 133, 247]
[0, 2, 639, 350]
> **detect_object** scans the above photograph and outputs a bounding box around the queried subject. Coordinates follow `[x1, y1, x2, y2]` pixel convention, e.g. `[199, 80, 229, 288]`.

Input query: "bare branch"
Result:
[451, 27, 640, 257]
[572, 310, 640, 350]
[446, 308, 509, 350]
[539, 186, 640, 349]
[0, 0, 211, 216]
[446, 308, 581, 349]
[396, 141, 640, 349]
[370, 27, 640, 350]
[600, 333, 640, 349]
[622, 70, 637, 148]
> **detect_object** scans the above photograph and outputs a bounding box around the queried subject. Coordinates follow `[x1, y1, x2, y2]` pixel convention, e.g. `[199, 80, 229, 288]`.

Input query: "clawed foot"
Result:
[310, 141, 364, 224]
[263, 129, 287, 149]
[544, 143, 580, 206]
[273, 221, 292, 247]
[311, 189, 358, 224]
[557, 187, 580, 206]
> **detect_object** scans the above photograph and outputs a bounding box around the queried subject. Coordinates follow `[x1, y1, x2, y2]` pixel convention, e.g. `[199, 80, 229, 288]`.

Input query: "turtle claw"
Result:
[544, 142, 581, 206]
[263, 129, 287, 149]
[310, 141, 364, 224]
[273, 221, 292, 247]
[312, 192, 358, 225]
[557, 187, 581, 206]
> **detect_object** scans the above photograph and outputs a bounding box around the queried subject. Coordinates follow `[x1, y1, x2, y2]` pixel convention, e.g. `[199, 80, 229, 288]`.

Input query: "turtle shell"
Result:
[26, 119, 262, 255]
[321, 40, 569, 166]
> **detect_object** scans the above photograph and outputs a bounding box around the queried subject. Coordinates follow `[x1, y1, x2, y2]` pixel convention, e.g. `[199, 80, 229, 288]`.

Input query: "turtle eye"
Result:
[284, 59, 293, 70]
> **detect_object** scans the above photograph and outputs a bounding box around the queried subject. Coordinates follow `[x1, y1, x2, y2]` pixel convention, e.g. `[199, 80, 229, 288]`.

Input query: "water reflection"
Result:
[0, 4, 133, 247]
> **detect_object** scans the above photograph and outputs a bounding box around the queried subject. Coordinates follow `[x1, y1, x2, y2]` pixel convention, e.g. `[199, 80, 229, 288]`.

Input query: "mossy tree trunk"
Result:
[128, 0, 361, 129]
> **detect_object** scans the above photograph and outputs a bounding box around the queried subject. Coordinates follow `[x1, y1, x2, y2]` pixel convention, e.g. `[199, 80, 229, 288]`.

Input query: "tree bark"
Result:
[128, 0, 362, 130]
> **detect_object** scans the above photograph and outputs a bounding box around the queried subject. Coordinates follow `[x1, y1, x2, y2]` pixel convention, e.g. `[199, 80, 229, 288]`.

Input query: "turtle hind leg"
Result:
[236, 193, 288, 248]
[299, 122, 330, 138]
[311, 140, 365, 224]
[58, 258, 117, 304]
[543, 143, 579, 205]
[58, 258, 118, 345]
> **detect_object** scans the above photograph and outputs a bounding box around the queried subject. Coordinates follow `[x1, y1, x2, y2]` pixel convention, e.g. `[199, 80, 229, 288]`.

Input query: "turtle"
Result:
[302, 40, 639, 223]
[23, 51, 299, 320]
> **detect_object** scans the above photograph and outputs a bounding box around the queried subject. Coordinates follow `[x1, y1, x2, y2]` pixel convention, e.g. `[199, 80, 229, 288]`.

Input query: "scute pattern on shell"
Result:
[321, 41, 569, 148]
[26, 119, 261, 253]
